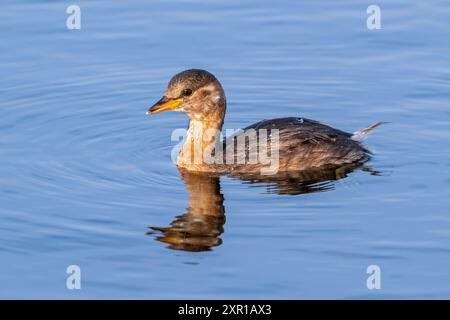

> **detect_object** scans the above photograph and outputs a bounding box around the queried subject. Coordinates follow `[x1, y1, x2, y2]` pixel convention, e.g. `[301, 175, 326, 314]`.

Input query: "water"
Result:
[1, 0, 450, 299]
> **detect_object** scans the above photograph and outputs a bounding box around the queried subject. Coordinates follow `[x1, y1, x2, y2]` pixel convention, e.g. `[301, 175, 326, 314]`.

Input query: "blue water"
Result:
[1, 0, 450, 299]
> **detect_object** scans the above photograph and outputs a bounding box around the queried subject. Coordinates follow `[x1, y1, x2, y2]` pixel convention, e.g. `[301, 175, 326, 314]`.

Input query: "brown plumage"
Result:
[147, 69, 383, 174]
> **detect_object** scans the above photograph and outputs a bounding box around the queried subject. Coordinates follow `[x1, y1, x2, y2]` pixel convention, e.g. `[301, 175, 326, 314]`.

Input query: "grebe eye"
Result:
[182, 88, 192, 97]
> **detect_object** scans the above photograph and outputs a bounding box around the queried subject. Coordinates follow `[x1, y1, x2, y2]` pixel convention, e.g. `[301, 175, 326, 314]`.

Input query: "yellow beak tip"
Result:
[147, 97, 183, 116]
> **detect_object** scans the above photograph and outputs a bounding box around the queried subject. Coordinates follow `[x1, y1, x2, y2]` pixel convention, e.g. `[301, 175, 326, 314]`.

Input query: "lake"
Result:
[1, 0, 450, 299]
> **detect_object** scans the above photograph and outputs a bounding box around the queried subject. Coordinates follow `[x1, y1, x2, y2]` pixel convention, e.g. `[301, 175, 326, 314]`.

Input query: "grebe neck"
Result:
[177, 103, 225, 170]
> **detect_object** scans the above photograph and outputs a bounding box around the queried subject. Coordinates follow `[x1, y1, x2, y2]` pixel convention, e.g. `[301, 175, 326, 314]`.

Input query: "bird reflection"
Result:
[148, 170, 225, 252]
[148, 164, 379, 252]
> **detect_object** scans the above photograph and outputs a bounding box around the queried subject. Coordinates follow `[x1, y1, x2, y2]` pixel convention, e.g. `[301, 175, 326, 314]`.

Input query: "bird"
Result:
[147, 69, 383, 174]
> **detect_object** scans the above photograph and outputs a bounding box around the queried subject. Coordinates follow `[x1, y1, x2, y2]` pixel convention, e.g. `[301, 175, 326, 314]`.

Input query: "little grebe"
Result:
[147, 69, 383, 174]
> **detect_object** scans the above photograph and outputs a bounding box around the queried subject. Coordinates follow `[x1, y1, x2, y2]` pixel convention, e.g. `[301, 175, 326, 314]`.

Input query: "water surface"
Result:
[1, 0, 450, 298]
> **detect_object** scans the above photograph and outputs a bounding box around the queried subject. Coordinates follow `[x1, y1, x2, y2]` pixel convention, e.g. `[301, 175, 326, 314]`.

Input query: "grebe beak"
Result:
[146, 96, 183, 115]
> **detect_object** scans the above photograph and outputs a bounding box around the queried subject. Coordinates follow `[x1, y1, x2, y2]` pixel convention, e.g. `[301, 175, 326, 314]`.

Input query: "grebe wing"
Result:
[242, 117, 352, 144]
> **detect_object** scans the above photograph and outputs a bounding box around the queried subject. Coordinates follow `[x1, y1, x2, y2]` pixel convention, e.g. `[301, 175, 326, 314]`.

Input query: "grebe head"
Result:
[147, 69, 226, 121]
